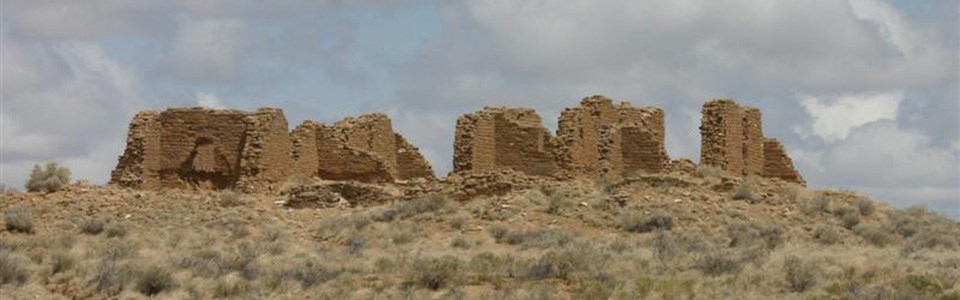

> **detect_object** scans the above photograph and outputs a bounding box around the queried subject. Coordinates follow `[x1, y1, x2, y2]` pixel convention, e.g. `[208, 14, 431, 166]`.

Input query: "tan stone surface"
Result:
[742, 107, 764, 176]
[453, 107, 556, 176]
[556, 96, 668, 178]
[700, 99, 745, 175]
[763, 138, 806, 186]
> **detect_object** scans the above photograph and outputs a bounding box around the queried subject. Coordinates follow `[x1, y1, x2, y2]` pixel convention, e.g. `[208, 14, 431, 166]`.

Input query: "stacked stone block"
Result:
[453, 107, 557, 176]
[763, 138, 806, 185]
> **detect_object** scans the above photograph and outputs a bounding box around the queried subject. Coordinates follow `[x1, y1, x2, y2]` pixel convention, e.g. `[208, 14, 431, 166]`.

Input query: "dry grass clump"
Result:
[783, 255, 818, 292]
[218, 191, 246, 207]
[104, 223, 128, 238]
[619, 210, 673, 233]
[0, 251, 29, 286]
[813, 225, 841, 245]
[696, 165, 724, 178]
[695, 250, 741, 276]
[80, 217, 106, 235]
[25, 162, 71, 193]
[411, 256, 463, 290]
[375, 194, 452, 222]
[732, 185, 759, 203]
[135, 264, 177, 296]
[4, 205, 33, 233]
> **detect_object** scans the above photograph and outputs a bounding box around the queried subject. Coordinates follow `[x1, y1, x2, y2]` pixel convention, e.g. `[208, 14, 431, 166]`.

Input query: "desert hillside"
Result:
[2, 167, 959, 299]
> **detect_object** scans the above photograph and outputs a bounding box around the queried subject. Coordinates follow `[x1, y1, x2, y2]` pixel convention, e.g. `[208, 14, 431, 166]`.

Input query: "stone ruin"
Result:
[111, 108, 434, 190]
[290, 113, 435, 183]
[111, 96, 806, 191]
[453, 107, 557, 176]
[699, 99, 805, 185]
[453, 95, 669, 179]
[555, 95, 669, 178]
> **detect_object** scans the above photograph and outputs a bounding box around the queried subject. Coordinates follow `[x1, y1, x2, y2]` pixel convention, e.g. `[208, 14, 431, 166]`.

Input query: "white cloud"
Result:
[195, 92, 227, 109]
[164, 17, 247, 81]
[799, 91, 903, 142]
[848, 0, 920, 57]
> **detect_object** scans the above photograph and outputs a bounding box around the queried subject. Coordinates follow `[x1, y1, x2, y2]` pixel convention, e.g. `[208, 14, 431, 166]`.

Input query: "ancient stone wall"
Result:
[111, 107, 293, 190]
[700, 99, 746, 175]
[289, 122, 320, 178]
[453, 107, 556, 176]
[112, 108, 434, 189]
[741, 107, 764, 176]
[555, 96, 668, 178]
[395, 134, 435, 180]
[763, 138, 806, 185]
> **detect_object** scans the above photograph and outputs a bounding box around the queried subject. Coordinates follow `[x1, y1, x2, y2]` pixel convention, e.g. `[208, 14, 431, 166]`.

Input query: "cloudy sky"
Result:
[2, 0, 957, 217]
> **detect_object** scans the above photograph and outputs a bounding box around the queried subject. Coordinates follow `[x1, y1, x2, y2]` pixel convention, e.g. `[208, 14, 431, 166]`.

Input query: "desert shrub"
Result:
[220, 242, 260, 279]
[280, 174, 310, 193]
[525, 248, 590, 280]
[488, 223, 509, 242]
[449, 215, 467, 230]
[905, 274, 944, 295]
[218, 191, 245, 207]
[101, 239, 137, 261]
[49, 251, 75, 275]
[411, 256, 463, 290]
[732, 185, 758, 203]
[696, 165, 724, 178]
[620, 210, 673, 233]
[287, 256, 342, 289]
[375, 194, 451, 222]
[346, 233, 364, 255]
[390, 226, 417, 245]
[213, 275, 250, 298]
[451, 236, 472, 249]
[805, 194, 832, 215]
[728, 222, 783, 250]
[695, 250, 741, 276]
[315, 213, 371, 238]
[0, 251, 29, 286]
[93, 259, 130, 296]
[25, 162, 71, 193]
[4, 205, 33, 233]
[575, 278, 617, 300]
[783, 255, 817, 292]
[856, 198, 876, 216]
[781, 184, 802, 203]
[136, 264, 177, 296]
[652, 231, 678, 266]
[105, 223, 127, 238]
[80, 217, 106, 235]
[853, 224, 894, 247]
[497, 228, 577, 249]
[841, 210, 861, 229]
[547, 194, 573, 215]
[813, 225, 841, 245]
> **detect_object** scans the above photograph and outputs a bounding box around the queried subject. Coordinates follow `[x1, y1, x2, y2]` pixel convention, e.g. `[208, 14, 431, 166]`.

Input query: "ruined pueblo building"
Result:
[453, 95, 669, 179]
[555, 96, 669, 178]
[453, 107, 557, 176]
[110, 108, 294, 190]
[112, 96, 806, 190]
[290, 114, 435, 183]
[699, 99, 805, 185]
[111, 109, 434, 190]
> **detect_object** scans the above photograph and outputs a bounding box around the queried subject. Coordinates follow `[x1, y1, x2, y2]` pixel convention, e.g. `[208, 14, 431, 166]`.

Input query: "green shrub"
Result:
[732, 185, 758, 203]
[375, 194, 451, 222]
[0, 251, 29, 286]
[136, 264, 177, 296]
[4, 205, 33, 233]
[856, 198, 876, 216]
[218, 191, 245, 207]
[286, 257, 342, 288]
[841, 211, 861, 229]
[783, 255, 817, 292]
[81, 217, 106, 235]
[25, 162, 71, 193]
[497, 228, 577, 249]
[49, 251, 75, 275]
[695, 251, 741, 276]
[105, 223, 127, 238]
[697, 166, 724, 178]
[451, 236, 472, 249]
[813, 225, 841, 245]
[488, 224, 509, 242]
[525, 249, 589, 280]
[213, 275, 250, 298]
[412, 256, 463, 290]
[853, 224, 893, 247]
[620, 210, 673, 233]
[728, 222, 783, 250]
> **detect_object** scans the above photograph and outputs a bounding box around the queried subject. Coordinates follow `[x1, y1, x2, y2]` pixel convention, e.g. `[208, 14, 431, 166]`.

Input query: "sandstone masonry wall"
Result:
[700, 99, 746, 175]
[699, 99, 805, 184]
[555, 96, 668, 178]
[763, 138, 806, 185]
[113, 108, 435, 190]
[453, 107, 556, 176]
